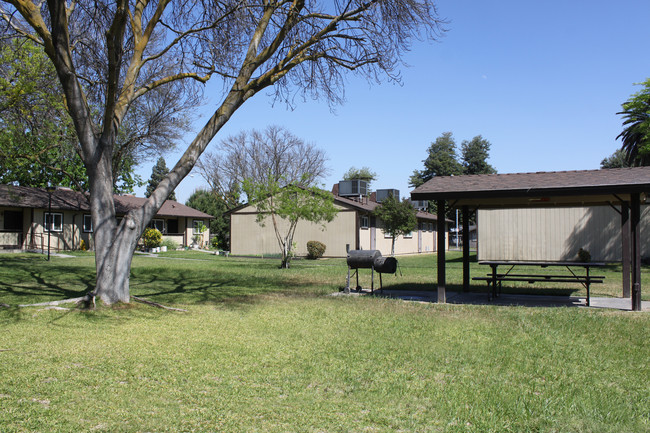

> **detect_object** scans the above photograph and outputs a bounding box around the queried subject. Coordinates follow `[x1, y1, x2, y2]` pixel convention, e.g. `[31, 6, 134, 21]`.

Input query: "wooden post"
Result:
[621, 202, 631, 298]
[462, 206, 470, 292]
[631, 193, 642, 311]
[437, 200, 446, 303]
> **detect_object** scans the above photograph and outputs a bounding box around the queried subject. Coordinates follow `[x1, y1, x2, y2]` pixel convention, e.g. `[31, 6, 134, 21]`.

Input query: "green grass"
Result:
[1, 251, 649, 432]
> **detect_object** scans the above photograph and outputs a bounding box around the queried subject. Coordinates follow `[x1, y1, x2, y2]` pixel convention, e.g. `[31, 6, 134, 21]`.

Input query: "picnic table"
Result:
[473, 260, 606, 306]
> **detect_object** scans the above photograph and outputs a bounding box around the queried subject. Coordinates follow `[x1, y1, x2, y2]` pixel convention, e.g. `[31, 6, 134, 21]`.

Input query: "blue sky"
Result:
[135, 0, 650, 203]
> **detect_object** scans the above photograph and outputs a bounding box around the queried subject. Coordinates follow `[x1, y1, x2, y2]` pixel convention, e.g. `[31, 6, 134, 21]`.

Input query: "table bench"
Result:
[473, 261, 606, 306]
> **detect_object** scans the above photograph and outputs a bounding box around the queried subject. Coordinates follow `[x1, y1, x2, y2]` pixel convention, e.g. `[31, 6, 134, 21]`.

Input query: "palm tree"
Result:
[617, 79, 650, 166]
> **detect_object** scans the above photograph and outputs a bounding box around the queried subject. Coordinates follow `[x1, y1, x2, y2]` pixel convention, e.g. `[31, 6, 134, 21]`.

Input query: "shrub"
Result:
[143, 228, 163, 248]
[161, 238, 179, 250]
[306, 240, 326, 259]
[79, 239, 87, 251]
[210, 236, 219, 249]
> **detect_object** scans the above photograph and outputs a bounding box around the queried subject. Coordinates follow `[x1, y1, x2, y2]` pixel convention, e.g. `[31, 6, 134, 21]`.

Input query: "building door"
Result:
[418, 225, 422, 253]
[370, 217, 376, 250]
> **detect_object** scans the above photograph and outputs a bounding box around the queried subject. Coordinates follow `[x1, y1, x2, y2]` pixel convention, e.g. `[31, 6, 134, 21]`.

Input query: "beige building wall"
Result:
[23, 209, 83, 251]
[478, 205, 650, 262]
[230, 203, 357, 257]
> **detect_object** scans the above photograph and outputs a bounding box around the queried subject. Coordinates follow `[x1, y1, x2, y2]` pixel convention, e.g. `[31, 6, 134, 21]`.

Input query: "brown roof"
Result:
[411, 167, 650, 202]
[334, 193, 439, 221]
[0, 185, 212, 219]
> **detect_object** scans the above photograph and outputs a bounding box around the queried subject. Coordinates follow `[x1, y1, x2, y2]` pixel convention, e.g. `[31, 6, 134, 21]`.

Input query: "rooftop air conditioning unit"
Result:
[376, 189, 400, 203]
[411, 200, 428, 210]
[338, 179, 368, 197]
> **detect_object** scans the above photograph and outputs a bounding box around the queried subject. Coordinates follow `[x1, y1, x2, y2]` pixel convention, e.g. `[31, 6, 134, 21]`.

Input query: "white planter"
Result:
[161, 246, 167, 252]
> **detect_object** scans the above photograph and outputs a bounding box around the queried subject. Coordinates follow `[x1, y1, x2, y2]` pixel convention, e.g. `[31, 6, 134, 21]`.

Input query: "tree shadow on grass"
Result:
[0, 257, 95, 304]
[128, 265, 318, 309]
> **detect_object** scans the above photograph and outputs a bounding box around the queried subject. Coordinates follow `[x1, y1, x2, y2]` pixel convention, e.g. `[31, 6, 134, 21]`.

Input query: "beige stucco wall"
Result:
[478, 205, 650, 262]
[231, 200, 446, 257]
[371, 225, 437, 255]
[25, 209, 83, 251]
[230, 203, 357, 257]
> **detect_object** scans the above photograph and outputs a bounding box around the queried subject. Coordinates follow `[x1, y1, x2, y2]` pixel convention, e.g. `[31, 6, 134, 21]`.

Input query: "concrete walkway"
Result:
[345, 288, 649, 311]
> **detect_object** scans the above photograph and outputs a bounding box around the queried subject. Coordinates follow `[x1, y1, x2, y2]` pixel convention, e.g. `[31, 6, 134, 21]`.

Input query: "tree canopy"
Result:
[197, 125, 329, 199]
[0, 0, 446, 304]
[373, 195, 417, 256]
[343, 166, 378, 189]
[461, 135, 497, 175]
[243, 176, 338, 268]
[410, 132, 497, 188]
[185, 189, 233, 250]
[601, 149, 631, 169]
[409, 132, 463, 188]
[618, 79, 650, 166]
[146, 157, 176, 201]
[0, 38, 83, 189]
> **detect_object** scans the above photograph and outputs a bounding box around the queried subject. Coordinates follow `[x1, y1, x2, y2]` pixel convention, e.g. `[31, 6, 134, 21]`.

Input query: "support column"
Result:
[462, 206, 470, 292]
[437, 200, 446, 303]
[631, 193, 641, 311]
[621, 202, 631, 298]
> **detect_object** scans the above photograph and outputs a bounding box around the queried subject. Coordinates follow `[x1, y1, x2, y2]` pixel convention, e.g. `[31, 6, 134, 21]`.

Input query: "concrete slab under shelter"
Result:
[343, 288, 649, 311]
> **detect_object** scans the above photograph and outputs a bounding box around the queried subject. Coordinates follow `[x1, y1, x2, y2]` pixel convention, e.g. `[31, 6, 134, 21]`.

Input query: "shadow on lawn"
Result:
[0, 258, 94, 302]
[128, 266, 317, 307]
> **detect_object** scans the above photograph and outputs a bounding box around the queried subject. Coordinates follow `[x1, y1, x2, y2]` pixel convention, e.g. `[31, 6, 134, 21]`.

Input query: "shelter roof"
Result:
[411, 167, 650, 207]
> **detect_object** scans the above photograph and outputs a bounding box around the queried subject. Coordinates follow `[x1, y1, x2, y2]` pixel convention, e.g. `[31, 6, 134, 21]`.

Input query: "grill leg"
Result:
[345, 267, 351, 294]
[371, 267, 374, 295]
[356, 269, 360, 292]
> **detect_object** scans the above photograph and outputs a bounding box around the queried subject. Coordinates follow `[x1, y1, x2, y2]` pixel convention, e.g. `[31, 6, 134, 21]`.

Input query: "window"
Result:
[83, 214, 93, 233]
[167, 219, 178, 234]
[360, 215, 369, 229]
[44, 213, 63, 232]
[404, 231, 413, 239]
[149, 219, 165, 233]
[4, 210, 22, 231]
[193, 220, 205, 233]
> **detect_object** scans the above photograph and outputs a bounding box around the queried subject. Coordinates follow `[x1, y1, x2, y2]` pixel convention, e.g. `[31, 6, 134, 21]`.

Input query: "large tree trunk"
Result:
[94, 230, 139, 304]
[85, 146, 141, 304]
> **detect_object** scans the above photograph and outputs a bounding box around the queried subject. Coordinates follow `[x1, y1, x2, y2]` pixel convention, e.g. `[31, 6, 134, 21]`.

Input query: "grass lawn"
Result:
[1, 251, 649, 432]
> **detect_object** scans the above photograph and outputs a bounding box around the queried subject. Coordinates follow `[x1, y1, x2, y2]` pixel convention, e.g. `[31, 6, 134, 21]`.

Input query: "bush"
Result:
[79, 239, 87, 251]
[210, 236, 219, 249]
[143, 228, 163, 248]
[161, 238, 179, 250]
[306, 240, 326, 259]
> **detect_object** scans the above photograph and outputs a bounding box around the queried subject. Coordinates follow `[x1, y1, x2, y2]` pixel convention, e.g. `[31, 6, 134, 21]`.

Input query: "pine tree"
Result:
[145, 157, 176, 201]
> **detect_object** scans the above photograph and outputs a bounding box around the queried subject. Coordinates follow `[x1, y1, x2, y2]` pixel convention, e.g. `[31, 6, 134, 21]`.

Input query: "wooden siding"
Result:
[478, 205, 650, 262]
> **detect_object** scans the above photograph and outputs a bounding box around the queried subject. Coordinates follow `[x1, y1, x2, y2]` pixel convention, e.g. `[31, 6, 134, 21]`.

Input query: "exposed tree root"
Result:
[131, 296, 188, 312]
[7, 293, 185, 312]
[18, 297, 86, 308]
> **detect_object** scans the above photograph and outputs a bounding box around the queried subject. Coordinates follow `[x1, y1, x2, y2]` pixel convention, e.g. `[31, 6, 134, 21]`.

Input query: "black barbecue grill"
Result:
[345, 250, 398, 294]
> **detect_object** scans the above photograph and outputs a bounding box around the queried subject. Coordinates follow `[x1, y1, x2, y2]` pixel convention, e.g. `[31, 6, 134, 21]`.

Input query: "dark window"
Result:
[360, 215, 369, 229]
[149, 219, 165, 233]
[4, 211, 22, 231]
[167, 219, 178, 234]
[83, 214, 93, 232]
